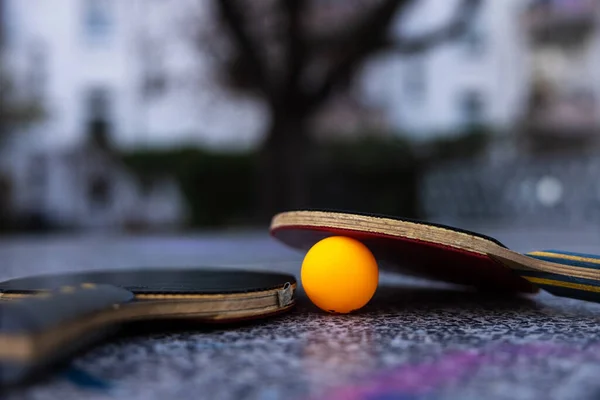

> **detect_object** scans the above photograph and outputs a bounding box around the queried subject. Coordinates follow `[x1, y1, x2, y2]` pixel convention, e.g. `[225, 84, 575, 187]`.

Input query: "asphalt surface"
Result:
[1, 224, 600, 400]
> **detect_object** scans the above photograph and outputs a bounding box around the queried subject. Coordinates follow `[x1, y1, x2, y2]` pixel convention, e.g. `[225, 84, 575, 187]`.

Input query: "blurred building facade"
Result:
[420, 0, 600, 224]
[3, 0, 600, 229]
[1, 0, 192, 231]
[0, 135, 187, 231]
[2, 0, 539, 148]
[1, 0, 267, 150]
[5, 0, 593, 148]
[522, 0, 600, 153]
[362, 0, 531, 138]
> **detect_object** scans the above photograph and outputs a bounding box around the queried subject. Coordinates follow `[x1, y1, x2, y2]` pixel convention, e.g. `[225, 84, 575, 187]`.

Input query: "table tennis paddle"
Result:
[270, 210, 600, 303]
[0, 268, 296, 386]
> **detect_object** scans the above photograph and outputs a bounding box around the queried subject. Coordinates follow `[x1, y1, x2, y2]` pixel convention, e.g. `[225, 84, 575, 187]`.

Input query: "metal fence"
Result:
[419, 154, 600, 226]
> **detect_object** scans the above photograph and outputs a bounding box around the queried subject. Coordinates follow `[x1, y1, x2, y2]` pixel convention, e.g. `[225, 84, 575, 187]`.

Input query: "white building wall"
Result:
[4, 0, 267, 151]
[10, 0, 570, 161]
[527, 0, 600, 128]
[360, 0, 530, 139]
[4, 0, 534, 150]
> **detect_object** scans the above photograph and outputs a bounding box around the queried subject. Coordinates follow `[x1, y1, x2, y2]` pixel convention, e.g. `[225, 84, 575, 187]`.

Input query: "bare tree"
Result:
[196, 0, 481, 216]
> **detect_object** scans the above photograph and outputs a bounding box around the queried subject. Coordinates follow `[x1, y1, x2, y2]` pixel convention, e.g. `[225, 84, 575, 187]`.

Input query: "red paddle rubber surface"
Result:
[271, 226, 537, 294]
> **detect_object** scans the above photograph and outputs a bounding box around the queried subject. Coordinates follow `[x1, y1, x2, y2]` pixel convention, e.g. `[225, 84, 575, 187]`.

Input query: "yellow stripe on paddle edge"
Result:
[527, 252, 600, 265]
[524, 276, 600, 293]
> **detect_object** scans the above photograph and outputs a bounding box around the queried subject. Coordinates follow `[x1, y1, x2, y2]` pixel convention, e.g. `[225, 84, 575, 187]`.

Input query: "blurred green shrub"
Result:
[419, 124, 494, 162]
[122, 147, 257, 227]
[121, 128, 492, 228]
[309, 136, 420, 218]
[121, 136, 420, 228]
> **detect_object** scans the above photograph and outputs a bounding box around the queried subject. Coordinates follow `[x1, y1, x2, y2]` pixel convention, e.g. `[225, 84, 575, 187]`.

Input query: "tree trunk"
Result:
[258, 111, 311, 220]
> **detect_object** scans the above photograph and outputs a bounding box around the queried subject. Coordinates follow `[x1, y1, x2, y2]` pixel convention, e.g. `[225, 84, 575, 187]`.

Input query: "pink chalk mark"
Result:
[315, 343, 596, 400]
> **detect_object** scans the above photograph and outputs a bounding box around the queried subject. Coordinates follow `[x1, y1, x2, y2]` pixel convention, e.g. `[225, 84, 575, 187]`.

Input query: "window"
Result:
[85, 87, 113, 146]
[459, 90, 485, 125]
[462, 14, 485, 57]
[27, 43, 47, 99]
[83, 0, 113, 43]
[403, 57, 427, 102]
[139, 37, 167, 99]
[88, 175, 112, 209]
[27, 154, 47, 189]
[87, 87, 110, 119]
[464, 29, 485, 56]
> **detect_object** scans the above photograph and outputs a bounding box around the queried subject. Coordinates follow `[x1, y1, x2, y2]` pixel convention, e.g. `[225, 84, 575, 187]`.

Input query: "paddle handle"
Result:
[0, 284, 134, 387]
[524, 250, 600, 303]
[526, 250, 600, 268]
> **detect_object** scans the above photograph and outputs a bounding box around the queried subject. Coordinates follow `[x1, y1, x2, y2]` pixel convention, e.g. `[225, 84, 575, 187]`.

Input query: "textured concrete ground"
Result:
[2, 224, 600, 400]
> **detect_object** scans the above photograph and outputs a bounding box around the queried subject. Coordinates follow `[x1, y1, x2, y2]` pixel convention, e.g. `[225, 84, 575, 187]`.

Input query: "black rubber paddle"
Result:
[0, 268, 296, 386]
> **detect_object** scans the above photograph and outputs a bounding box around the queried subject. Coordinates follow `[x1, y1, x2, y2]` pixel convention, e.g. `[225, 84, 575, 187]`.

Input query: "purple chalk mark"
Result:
[314, 343, 600, 400]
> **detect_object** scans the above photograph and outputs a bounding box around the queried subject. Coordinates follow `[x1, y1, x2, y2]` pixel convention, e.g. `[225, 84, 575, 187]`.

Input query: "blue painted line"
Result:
[63, 366, 112, 391]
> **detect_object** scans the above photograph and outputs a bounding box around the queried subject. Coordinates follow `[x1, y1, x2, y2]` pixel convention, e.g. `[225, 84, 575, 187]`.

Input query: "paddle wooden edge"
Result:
[271, 211, 600, 290]
[270, 211, 506, 255]
[0, 283, 296, 364]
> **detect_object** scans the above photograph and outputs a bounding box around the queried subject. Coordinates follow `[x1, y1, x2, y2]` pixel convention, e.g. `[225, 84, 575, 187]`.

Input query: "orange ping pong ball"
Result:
[301, 236, 379, 313]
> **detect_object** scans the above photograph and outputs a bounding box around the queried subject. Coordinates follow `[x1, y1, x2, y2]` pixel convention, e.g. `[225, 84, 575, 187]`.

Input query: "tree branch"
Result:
[304, 0, 413, 111]
[306, 0, 481, 111]
[216, 0, 274, 103]
[391, 0, 481, 54]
